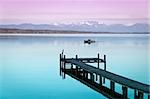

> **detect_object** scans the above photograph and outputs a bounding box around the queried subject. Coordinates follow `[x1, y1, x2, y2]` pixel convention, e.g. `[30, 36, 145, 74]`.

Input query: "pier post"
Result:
[90, 73, 94, 83]
[103, 55, 106, 84]
[76, 55, 78, 59]
[134, 89, 137, 98]
[71, 58, 74, 74]
[71, 63, 73, 73]
[104, 55, 106, 71]
[82, 69, 85, 79]
[138, 91, 143, 99]
[95, 74, 98, 81]
[85, 71, 88, 79]
[78, 67, 81, 76]
[60, 54, 62, 76]
[61, 54, 64, 79]
[110, 81, 115, 91]
[148, 94, 150, 99]
[63, 55, 66, 79]
[99, 75, 102, 86]
[98, 53, 100, 69]
[75, 55, 78, 76]
[76, 66, 78, 76]
[95, 53, 99, 81]
[122, 86, 128, 99]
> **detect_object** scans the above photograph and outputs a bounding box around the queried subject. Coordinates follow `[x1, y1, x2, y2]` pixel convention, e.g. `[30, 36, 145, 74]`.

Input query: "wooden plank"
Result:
[65, 59, 150, 93]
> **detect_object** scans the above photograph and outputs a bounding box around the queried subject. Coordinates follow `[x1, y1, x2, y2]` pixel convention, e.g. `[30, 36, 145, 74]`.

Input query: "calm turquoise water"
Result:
[0, 34, 149, 99]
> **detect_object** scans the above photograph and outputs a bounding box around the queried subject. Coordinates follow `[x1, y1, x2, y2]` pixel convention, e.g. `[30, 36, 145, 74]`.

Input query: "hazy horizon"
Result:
[0, 21, 150, 26]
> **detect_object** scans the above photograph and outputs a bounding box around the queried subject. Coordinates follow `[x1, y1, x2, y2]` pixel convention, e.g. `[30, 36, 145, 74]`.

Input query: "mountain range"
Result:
[0, 21, 149, 33]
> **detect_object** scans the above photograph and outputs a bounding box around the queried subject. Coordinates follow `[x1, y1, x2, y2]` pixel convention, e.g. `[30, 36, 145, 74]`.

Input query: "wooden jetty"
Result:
[59, 53, 150, 99]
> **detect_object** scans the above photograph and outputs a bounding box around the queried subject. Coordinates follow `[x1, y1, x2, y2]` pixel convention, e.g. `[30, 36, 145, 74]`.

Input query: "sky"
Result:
[0, 0, 149, 24]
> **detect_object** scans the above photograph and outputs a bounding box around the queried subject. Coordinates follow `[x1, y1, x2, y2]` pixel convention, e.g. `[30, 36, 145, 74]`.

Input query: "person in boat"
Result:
[84, 39, 95, 44]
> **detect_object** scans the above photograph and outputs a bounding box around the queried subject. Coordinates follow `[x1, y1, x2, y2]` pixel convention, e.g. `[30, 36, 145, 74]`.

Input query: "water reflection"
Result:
[0, 34, 149, 99]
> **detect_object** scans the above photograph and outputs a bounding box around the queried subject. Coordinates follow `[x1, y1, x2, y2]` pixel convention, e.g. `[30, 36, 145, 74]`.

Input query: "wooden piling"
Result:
[90, 73, 94, 83]
[110, 81, 115, 91]
[85, 71, 88, 79]
[99, 75, 102, 86]
[76, 66, 78, 76]
[103, 55, 106, 84]
[60, 54, 62, 76]
[138, 91, 143, 99]
[98, 53, 100, 69]
[148, 94, 150, 99]
[78, 67, 81, 76]
[96, 53, 99, 81]
[95, 74, 98, 81]
[122, 86, 128, 98]
[104, 55, 106, 71]
[71, 63, 73, 72]
[82, 69, 85, 79]
[63, 55, 66, 79]
[134, 89, 137, 98]
[76, 55, 78, 59]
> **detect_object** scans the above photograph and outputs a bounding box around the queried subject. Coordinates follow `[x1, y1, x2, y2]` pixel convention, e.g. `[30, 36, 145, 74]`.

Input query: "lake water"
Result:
[0, 34, 149, 99]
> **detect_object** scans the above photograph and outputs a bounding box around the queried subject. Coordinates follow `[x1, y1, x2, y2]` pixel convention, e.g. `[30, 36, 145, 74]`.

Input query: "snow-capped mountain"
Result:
[0, 21, 149, 33]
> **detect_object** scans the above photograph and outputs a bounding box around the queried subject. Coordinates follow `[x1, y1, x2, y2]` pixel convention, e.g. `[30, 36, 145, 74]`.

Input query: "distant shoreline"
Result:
[0, 33, 149, 38]
[0, 28, 149, 34]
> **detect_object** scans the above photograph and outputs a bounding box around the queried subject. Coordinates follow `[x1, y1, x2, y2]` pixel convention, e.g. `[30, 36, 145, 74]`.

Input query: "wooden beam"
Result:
[138, 91, 143, 99]
[98, 53, 100, 69]
[76, 55, 78, 59]
[90, 73, 94, 83]
[82, 69, 85, 79]
[76, 66, 78, 76]
[95, 74, 98, 81]
[148, 94, 150, 99]
[122, 86, 128, 99]
[110, 81, 115, 91]
[60, 54, 62, 76]
[99, 75, 102, 86]
[63, 55, 66, 79]
[134, 89, 138, 98]
[103, 55, 106, 84]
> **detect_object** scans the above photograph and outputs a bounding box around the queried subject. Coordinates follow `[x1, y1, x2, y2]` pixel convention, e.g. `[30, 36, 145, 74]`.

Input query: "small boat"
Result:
[84, 39, 95, 44]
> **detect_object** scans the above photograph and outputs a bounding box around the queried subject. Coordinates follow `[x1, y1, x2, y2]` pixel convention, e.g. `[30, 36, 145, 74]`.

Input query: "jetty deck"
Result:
[59, 53, 150, 99]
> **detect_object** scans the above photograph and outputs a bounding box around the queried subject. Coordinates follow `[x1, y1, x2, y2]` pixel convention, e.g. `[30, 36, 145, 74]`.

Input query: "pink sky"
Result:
[0, 0, 149, 24]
